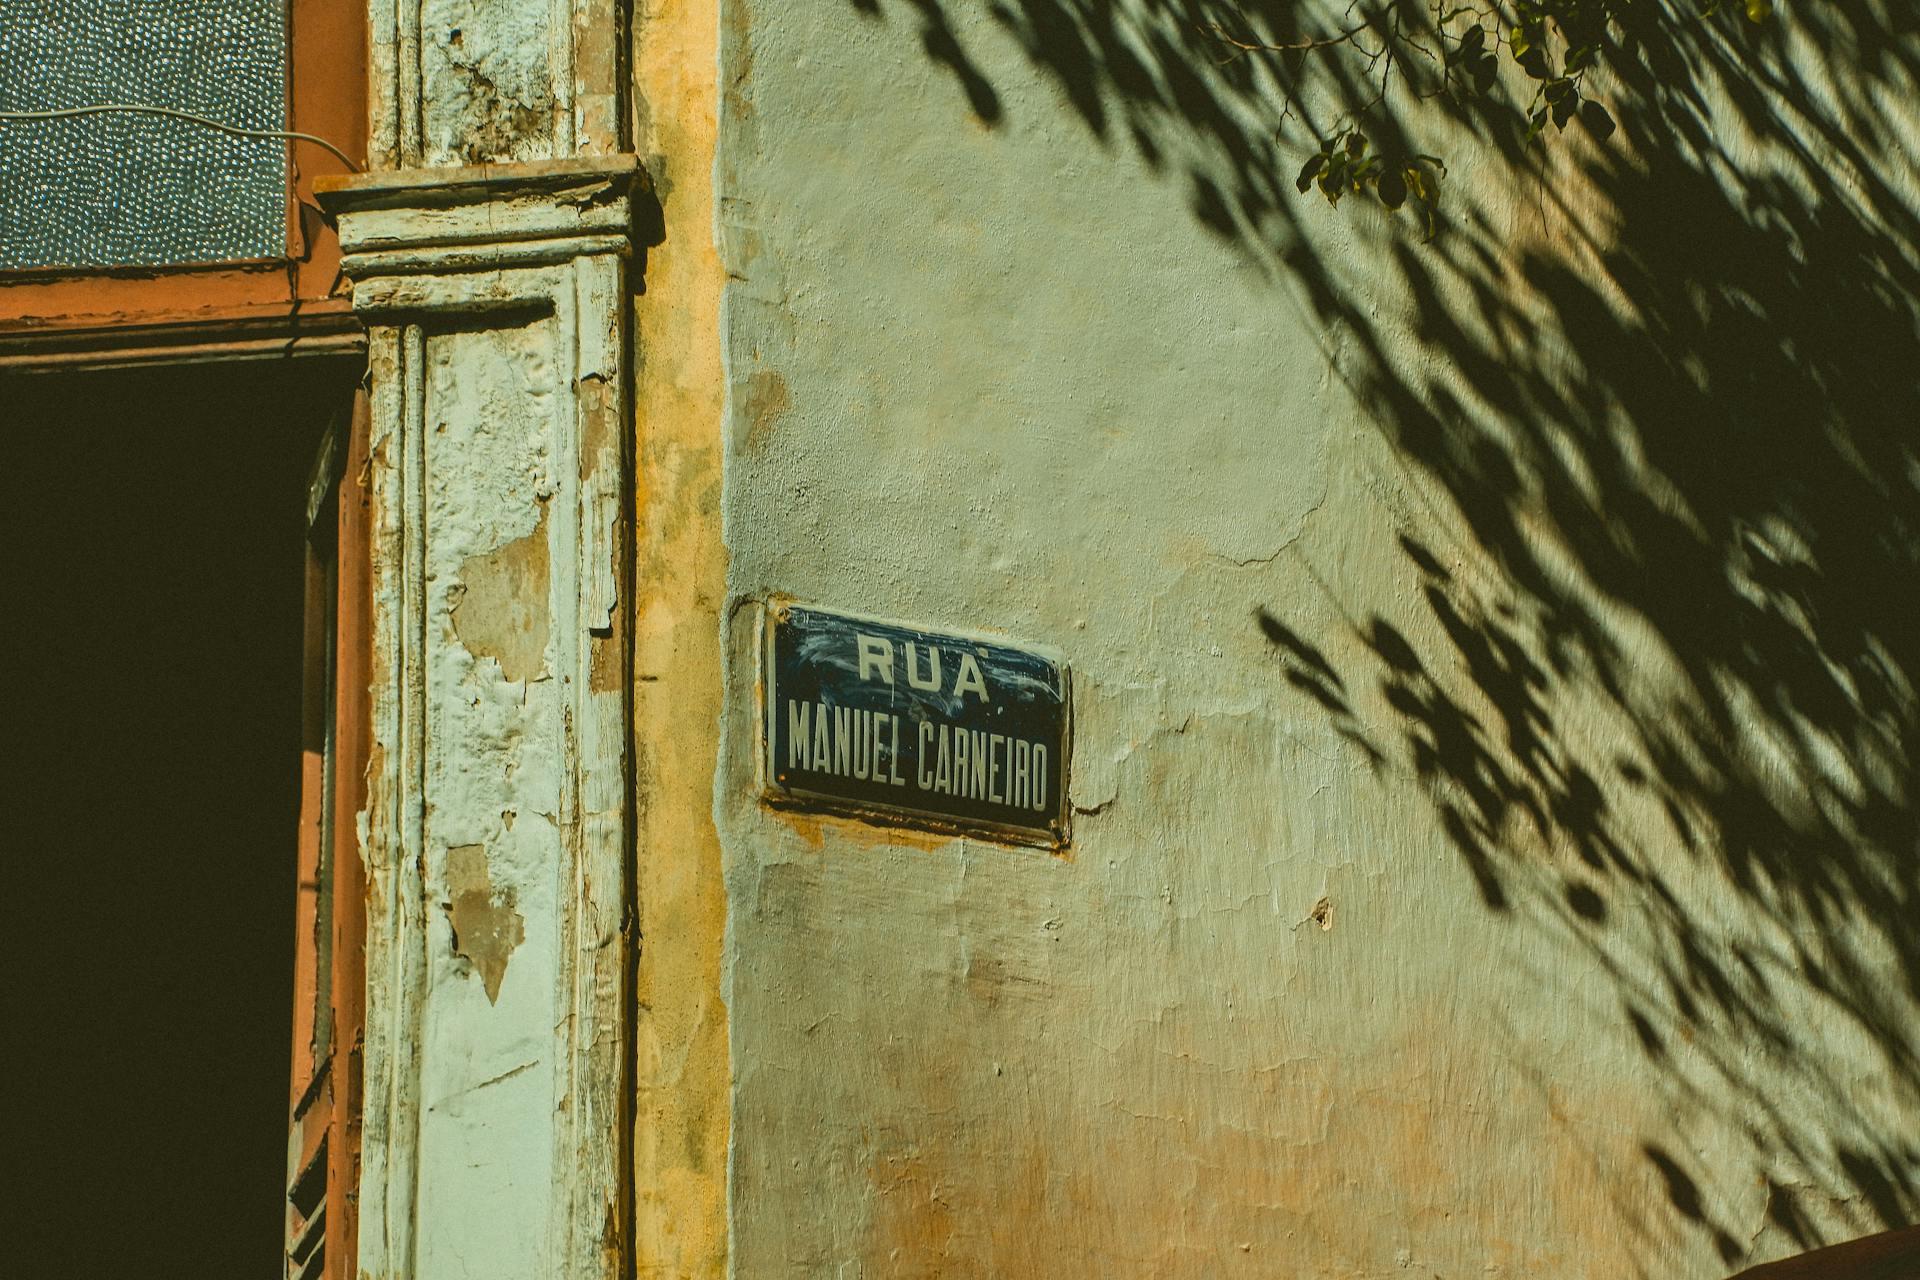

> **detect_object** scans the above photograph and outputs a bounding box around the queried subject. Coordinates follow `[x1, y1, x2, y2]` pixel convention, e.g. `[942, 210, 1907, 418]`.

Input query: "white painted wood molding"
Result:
[369, 0, 624, 170]
[318, 155, 642, 1280]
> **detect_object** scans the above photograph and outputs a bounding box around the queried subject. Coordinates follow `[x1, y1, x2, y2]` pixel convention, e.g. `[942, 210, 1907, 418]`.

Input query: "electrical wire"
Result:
[0, 103, 360, 173]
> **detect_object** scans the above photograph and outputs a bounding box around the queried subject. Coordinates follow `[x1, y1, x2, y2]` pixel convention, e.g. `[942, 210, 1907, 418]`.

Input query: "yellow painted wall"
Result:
[630, 0, 730, 1273]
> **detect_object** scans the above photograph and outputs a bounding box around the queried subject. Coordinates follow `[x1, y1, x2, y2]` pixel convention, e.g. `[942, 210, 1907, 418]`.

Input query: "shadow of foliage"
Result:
[852, 0, 1920, 1269]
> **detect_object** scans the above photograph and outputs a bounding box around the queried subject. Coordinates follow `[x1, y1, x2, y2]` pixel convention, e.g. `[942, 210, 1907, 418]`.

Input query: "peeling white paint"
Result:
[322, 152, 641, 1280]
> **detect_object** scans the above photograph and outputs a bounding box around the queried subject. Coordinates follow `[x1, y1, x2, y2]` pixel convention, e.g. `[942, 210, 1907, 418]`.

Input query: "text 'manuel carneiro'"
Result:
[763, 602, 1070, 846]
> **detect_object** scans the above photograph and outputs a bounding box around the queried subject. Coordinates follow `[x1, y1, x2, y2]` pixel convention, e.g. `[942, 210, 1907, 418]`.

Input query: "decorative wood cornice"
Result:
[315, 157, 645, 284]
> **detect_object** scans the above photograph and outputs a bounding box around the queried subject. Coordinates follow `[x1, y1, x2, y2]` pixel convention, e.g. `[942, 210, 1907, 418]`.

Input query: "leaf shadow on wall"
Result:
[850, 0, 1920, 1270]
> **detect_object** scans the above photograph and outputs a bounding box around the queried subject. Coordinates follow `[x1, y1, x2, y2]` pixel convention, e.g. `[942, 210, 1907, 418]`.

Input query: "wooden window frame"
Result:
[286, 390, 373, 1280]
[0, 0, 368, 370]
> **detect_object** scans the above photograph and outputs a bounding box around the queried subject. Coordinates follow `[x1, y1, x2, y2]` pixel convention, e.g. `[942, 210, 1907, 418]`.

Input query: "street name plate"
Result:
[763, 602, 1070, 846]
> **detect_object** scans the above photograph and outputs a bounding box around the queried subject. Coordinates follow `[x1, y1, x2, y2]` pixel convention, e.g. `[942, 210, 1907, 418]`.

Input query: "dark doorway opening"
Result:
[2, 359, 354, 1275]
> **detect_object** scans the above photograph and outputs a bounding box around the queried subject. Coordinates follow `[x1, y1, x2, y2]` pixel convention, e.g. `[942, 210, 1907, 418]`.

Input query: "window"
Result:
[3, 359, 368, 1279]
[3, 9, 372, 1276]
[0, 0, 366, 369]
[0, 1, 291, 271]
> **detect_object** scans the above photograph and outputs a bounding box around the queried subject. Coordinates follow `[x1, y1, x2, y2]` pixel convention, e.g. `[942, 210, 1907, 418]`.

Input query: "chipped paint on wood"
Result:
[421, 0, 559, 165]
[368, 0, 624, 171]
[446, 843, 526, 1004]
[320, 150, 643, 1279]
[450, 498, 552, 684]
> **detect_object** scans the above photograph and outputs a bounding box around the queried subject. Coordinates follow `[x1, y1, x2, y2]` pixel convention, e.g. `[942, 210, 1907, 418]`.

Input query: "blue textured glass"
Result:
[0, 1, 287, 271]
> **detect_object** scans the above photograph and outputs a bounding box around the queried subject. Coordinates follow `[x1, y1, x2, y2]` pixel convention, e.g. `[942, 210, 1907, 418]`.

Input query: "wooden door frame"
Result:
[286, 387, 373, 1280]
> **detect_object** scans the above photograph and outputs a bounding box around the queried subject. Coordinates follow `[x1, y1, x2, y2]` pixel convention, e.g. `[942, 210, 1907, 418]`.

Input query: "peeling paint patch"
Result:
[450, 502, 550, 683]
[420, 0, 558, 164]
[447, 843, 525, 1004]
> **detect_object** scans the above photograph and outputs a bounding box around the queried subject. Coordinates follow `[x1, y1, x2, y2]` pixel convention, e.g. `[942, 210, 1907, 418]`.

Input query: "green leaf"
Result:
[1377, 167, 1408, 209]
[1579, 98, 1617, 140]
[1470, 53, 1498, 95]
[1319, 152, 1349, 205]
[1297, 152, 1328, 194]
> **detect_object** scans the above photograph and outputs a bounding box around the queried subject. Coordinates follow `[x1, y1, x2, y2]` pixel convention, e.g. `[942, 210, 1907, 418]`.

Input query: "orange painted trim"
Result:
[289, 539, 332, 1111]
[326, 391, 373, 1280]
[0, 264, 301, 326]
[0, 296, 362, 371]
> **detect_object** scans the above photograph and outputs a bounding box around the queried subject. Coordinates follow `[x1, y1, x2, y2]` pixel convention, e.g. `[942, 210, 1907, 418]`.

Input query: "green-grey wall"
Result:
[713, 5, 1920, 1275]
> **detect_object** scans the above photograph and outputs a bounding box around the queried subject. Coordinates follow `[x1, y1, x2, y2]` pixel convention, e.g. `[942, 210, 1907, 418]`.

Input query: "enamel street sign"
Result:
[762, 602, 1070, 846]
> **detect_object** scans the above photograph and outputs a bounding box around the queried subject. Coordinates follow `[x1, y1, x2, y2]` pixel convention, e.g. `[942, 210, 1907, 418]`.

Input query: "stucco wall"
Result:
[630, 0, 732, 1271]
[710, 5, 1920, 1276]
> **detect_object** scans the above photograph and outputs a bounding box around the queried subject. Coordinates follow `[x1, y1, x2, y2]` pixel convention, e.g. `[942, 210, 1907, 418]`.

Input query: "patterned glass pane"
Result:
[0, 1, 287, 271]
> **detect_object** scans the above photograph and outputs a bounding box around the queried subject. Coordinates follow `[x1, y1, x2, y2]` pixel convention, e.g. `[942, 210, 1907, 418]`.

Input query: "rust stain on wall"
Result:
[739, 369, 790, 453]
[767, 805, 952, 854]
[450, 501, 551, 683]
[447, 843, 525, 1004]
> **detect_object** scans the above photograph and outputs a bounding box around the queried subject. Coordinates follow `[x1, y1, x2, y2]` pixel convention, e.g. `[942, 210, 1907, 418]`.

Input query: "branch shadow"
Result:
[852, 0, 1920, 1269]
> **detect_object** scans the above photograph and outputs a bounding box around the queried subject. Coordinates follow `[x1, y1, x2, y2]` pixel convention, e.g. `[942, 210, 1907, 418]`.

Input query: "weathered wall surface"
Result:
[415, 318, 563, 1280]
[711, 3, 1920, 1278]
[629, 0, 732, 1272]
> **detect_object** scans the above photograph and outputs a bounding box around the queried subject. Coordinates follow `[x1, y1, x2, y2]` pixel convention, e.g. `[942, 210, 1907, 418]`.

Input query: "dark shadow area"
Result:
[0, 361, 344, 1273]
[854, 0, 1920, 1270]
